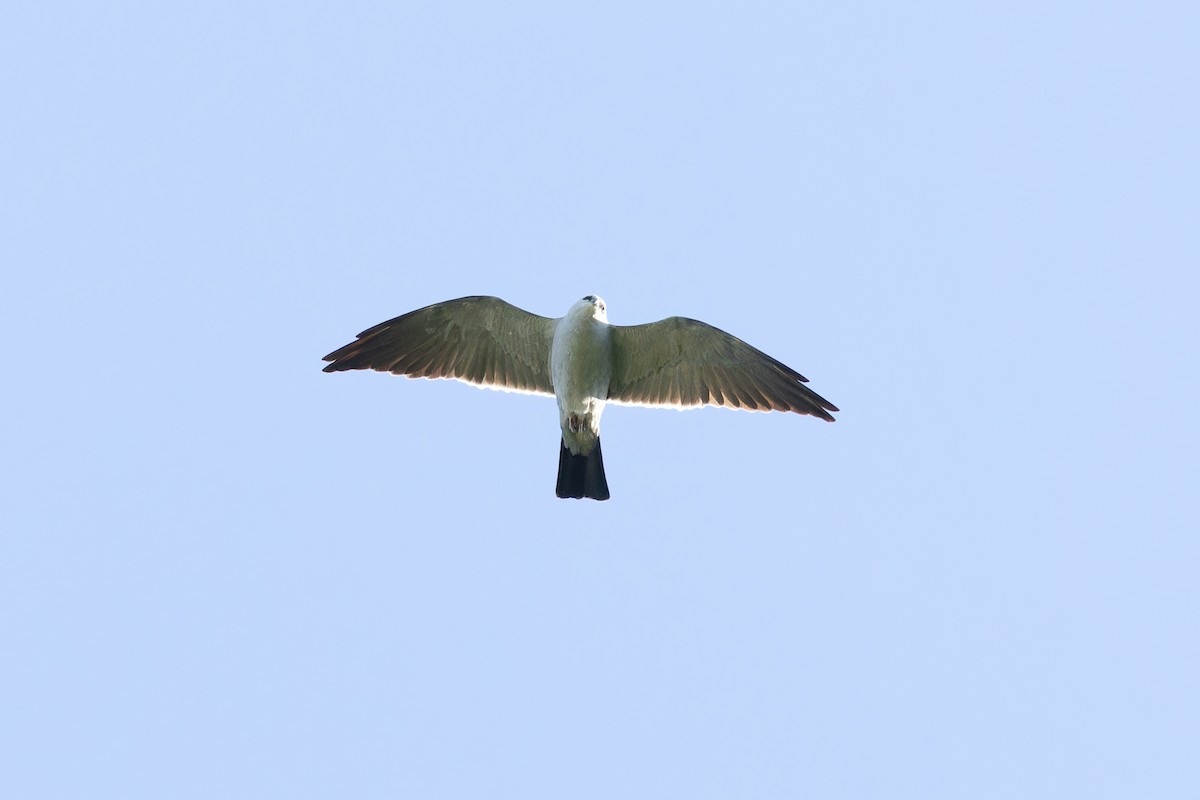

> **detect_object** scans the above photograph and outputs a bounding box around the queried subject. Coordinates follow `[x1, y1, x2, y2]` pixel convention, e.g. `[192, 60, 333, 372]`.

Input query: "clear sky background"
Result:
[2, 2, 1197, 798]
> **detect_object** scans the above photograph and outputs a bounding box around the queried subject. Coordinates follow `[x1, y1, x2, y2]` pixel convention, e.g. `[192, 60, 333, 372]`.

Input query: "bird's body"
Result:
[552, 296, 612, 457]
[550, 297, 615, 499]
[323, 295, 837, 501]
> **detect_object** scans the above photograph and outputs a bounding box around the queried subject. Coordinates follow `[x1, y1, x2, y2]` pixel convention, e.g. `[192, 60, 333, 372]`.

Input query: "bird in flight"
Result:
[323, 295, 837, 501]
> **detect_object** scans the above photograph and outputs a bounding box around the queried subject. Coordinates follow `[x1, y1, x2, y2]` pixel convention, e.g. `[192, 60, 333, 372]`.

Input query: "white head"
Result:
[573, 294, 608, 323]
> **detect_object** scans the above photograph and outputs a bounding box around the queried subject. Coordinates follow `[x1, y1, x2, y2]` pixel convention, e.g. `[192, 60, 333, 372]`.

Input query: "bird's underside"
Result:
[323, 295, 837, 500]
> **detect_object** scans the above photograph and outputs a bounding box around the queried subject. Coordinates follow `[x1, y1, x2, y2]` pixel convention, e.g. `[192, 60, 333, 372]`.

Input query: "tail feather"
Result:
[556, 438, 610, 501]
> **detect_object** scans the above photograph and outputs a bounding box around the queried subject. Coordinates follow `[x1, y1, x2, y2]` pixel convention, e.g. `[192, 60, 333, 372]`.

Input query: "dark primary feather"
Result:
[322, 296, 557, 396]
[607, 317, 838, 420]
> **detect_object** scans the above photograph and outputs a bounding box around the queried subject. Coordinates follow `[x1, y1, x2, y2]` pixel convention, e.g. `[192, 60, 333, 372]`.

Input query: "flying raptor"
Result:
[322, 295, 837, 501]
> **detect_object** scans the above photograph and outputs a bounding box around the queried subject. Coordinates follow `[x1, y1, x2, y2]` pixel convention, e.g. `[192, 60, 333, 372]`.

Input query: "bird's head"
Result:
[576, 294, 608, 323]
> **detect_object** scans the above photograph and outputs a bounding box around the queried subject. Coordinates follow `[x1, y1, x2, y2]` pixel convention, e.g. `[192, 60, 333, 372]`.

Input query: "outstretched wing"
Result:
[607, 317, 837, 420]
[322, 296, 557, 397]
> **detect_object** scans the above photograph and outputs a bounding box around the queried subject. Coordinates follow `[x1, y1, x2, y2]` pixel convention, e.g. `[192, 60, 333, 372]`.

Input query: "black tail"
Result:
[556, 438, 610, 501]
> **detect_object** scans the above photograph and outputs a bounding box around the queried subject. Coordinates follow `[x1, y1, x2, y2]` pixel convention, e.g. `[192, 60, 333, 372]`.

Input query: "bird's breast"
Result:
[551, 317, 613, 404]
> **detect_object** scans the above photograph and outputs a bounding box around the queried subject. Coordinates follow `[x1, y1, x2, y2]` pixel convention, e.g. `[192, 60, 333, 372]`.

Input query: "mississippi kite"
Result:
[322, 295, 838, 501]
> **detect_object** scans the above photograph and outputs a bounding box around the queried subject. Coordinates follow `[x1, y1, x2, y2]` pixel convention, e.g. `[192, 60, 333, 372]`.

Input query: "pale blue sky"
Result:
[2, 2, 1198, 798]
